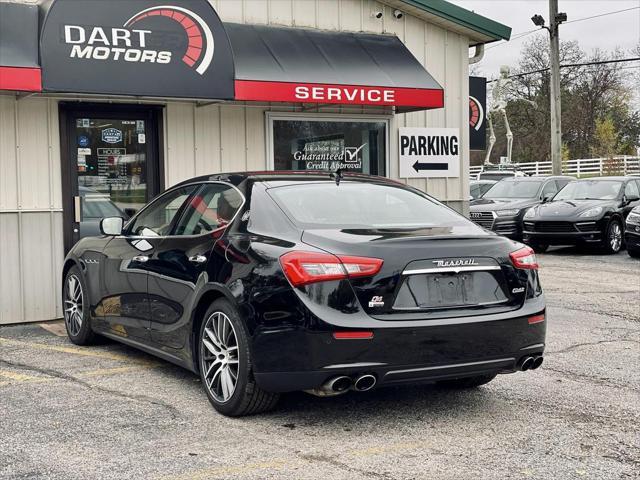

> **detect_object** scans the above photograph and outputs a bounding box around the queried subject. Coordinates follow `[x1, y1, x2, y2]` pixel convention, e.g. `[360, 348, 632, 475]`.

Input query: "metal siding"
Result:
[219, 105, 247, 171]
[243, 0, 269, 24]
[0, 97, 63, 324]
[18, 98, 52, 209]
[21, 212, 59, 322]
[317, 0, 340, 30]
[165, 103, 197, 186]
[0, 96, 18, 210]
[195, 104, 223, 175]
[0, 213, 21, 324]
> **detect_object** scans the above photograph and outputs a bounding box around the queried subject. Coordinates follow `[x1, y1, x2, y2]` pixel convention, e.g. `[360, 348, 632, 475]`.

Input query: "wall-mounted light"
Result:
[393, 10, 404, 19]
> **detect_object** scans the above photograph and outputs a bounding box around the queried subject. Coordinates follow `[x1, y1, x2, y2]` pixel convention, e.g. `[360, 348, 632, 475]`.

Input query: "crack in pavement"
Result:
[541, 365, 639, 392]
[299, 453, 397, 480]
[545, 303, 640, 322]
[547, 338, 640, 355]
[0, 358, 182, 420]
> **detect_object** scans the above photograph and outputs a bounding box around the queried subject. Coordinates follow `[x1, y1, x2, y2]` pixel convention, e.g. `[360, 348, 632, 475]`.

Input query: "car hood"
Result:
[532, 199, 614, 218]
[470, 197, 538, 212]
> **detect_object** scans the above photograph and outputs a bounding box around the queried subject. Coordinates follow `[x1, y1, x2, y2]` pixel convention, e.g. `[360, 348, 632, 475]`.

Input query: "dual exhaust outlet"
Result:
[518, 355, 544, 371]
[306, 374, 377, 397]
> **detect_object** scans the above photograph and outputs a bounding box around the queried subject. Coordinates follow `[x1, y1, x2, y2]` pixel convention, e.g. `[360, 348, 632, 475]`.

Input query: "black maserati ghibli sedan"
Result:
[522, 177, 640, 253]
[469, 176, 575, 240]
[62, 172, 546, 416]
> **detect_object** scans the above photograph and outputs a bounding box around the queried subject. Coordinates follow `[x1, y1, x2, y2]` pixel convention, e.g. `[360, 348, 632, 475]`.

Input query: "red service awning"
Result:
[225, 23, 444, 112]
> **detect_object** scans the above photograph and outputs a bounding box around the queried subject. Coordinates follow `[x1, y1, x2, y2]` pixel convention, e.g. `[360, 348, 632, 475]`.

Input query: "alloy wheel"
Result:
[64, 275, 83, 337]
[609, 222, 622, 252]
[201, 311, 240, 403]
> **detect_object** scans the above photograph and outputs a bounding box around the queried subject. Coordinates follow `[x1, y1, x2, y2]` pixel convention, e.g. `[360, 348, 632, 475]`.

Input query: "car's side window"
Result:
[174, 184, 244, 236]
[127, 186, 197, 237]
[541, 181, 558, 198]
[624, 180, 639, 199]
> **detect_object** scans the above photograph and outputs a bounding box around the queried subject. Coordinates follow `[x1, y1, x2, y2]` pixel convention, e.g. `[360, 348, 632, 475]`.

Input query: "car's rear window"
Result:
[267, 182, 471, 229]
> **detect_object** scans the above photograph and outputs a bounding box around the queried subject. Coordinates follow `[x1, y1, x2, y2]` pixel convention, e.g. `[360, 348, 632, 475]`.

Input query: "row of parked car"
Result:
[468, 170, 640, 257]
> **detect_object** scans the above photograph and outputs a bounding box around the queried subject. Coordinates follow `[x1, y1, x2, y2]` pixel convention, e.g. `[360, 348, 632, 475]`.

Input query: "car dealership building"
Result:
[0, 0, 510, 324]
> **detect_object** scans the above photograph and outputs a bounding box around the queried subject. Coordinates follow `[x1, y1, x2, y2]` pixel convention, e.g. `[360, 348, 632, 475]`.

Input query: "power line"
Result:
[486, 57, 640, 82]
[564, 6, 640, 25]
[485, 6, 640, 51]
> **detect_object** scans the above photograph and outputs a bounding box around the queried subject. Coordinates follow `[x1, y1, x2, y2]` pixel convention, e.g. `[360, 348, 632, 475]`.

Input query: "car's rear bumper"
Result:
[252, 297, 546, 392]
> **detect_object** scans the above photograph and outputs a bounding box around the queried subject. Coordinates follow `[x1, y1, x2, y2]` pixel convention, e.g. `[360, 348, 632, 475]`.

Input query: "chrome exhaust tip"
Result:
[530, 356, 544, 370]
[329, 375, 353, 392]
[305, 375, 352, 397]
[519, 356, 534, 371]
[353, 374, 377, 392]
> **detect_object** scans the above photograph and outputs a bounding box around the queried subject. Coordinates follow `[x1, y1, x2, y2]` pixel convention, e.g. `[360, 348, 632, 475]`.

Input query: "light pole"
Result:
[532, 1, 567, 175]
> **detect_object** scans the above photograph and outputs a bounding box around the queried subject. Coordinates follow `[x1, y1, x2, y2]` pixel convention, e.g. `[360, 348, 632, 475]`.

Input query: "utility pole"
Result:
[549, 0, 563, 175]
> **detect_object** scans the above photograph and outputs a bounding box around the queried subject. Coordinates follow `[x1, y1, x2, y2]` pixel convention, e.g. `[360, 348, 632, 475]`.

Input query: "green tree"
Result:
[591, 117, 618, 159]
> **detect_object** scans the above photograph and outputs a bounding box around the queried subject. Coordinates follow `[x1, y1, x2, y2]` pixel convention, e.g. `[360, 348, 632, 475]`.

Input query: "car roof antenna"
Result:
[330, 168, 343, 186]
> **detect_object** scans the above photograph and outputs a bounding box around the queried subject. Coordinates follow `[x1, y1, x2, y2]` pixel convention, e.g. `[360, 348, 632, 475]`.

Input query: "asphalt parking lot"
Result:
[1, 248, 638, 480]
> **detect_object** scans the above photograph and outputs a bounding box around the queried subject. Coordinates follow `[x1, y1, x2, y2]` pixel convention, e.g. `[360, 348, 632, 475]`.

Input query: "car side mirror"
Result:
[541, 194, 553, 204]
[100, 217, 124, 236]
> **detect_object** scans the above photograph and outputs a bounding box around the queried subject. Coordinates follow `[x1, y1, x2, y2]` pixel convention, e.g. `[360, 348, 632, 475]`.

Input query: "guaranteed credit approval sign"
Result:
[398, 128, 461, 178]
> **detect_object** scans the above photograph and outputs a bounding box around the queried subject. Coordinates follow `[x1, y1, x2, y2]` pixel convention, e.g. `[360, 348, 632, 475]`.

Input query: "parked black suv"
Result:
[470, 176, 575, 240]
[523, 177, 640, 254]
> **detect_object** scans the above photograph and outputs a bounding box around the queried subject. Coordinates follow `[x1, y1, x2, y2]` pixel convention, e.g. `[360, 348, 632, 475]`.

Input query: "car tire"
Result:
[628, 247, 640, 258]
[198, 299, 279, 417]
[436, 373, 497, 389]
[530, 244, 549, 253]
[62, 266, 96, 345]
[602, 218, 623, 254]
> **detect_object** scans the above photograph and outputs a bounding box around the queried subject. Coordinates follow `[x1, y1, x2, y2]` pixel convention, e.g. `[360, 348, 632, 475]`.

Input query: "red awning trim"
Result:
[0, 66, 42, 92]
[235, 80, 444, 109]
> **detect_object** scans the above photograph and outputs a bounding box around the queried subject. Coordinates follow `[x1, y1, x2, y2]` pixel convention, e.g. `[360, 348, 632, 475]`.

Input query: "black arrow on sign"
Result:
[412, 161, 449, 172]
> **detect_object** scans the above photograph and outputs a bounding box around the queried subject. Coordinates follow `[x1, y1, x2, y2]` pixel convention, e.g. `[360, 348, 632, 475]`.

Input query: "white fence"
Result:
[470, 156, 640, 179]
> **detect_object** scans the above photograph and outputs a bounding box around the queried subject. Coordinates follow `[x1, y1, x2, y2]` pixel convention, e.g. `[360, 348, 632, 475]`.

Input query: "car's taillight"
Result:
[279, 251, 383, 287]
[509, 246, 538, 270]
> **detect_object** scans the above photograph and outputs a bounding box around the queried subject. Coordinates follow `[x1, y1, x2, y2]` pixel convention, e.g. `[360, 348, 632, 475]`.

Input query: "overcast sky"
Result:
[450, 0, 640, 79]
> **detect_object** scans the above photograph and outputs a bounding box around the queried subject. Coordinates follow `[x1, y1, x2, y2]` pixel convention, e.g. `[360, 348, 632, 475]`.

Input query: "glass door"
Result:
[60, 104, 163, 251]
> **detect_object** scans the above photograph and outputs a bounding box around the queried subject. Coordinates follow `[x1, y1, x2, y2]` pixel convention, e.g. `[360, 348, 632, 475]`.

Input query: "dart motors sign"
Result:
[40, 0, 234, 99]
[398, 128, 460, 178]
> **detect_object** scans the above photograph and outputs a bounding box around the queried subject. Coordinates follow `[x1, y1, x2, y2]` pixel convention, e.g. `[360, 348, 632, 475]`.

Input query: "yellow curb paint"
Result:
[0, 370, 39, 381]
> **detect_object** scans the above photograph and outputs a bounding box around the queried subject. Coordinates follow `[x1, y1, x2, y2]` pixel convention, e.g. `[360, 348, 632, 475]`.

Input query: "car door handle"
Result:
[188, 254, 207, 264]
[132, 255, 149, 263]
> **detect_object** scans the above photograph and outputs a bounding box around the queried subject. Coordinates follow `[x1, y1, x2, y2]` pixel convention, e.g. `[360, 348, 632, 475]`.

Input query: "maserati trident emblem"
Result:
[433, 259, 479, 268]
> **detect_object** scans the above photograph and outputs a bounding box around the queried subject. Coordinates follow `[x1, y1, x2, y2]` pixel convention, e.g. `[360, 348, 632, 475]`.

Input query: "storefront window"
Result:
[271, 118, 387, 175]
[75, 118, 148, 214]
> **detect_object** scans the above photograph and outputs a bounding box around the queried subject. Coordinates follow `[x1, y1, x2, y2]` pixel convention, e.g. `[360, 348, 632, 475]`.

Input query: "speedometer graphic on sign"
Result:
[469, 95, 484, 131]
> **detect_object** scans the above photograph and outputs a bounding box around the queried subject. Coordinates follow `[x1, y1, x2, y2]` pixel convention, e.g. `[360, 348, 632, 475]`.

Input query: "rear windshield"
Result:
[484, 180, 543, 199]
[267, 182, 471, 229]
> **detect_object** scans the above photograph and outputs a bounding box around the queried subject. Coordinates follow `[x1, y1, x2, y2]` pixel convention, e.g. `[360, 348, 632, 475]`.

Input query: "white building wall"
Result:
[0, 96, 64, 324]
[0, 0, 470, 324]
